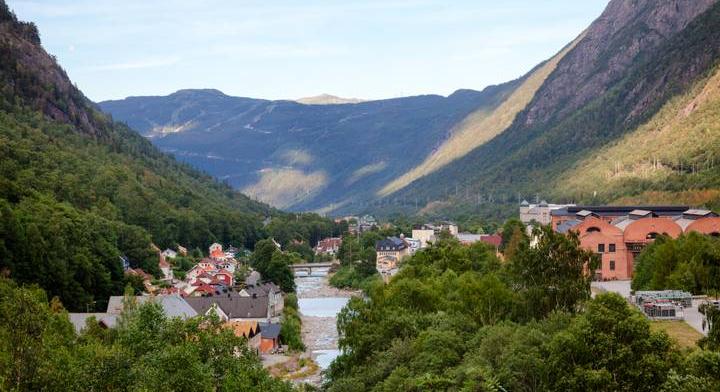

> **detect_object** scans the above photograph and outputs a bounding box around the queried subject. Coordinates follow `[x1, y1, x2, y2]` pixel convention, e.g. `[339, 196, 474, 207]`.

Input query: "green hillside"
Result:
[385, 0, 720, 219]
[0, 3, 274, 310]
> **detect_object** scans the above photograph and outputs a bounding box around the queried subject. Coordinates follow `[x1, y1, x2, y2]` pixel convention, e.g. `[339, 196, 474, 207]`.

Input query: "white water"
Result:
[294, 269, 349, 371]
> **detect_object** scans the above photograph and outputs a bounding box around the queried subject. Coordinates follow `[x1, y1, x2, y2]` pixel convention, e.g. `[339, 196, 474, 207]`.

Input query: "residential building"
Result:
[358, 215, 378, 232]
[224, 320, 261, 353]
[404, 238, 421, 254]
[105, 295, 198, 319]
[159, 258, 173, 281]
[209, 243, 224, 259]
[161, 248, 178, 259]
[184, 292, 273, 322]
[456, 233, 502, 248]
[553, 206, 720, 280]
[375, 237, 409, 274]
[315, 237, 342, 255]
[259, 322, 282, 354]
[245, 271, 261, 287]
[68, 313, 117, 333]
[519, 200, 575, 225]
[411, 228, 435, 248]
[239, 282, 284, 317]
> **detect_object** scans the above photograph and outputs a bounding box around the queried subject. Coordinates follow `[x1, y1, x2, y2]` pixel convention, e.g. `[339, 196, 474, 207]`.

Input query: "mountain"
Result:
[0, 3, 274, 310]
[100, 84, 521, 211]
[101, 0, 720, 219]
[295, 93, 365, 105]
[389, 0, 720, 218]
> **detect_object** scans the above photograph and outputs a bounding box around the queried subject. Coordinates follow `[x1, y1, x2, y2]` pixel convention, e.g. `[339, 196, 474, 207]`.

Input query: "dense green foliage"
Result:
[632, 233, 720, 294]
[251, 239, 296, 292]
[329, 231, 380, 290]
[280, 293, 305, 351]
[0, 278, 294, 391]
[265, 213, 346, 250]
[325, 229, 720, 391]
[0, 4, 339, 310]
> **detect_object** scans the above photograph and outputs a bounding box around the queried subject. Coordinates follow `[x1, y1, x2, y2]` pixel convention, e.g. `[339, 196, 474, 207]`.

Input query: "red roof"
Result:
[480, 234, 502, 248]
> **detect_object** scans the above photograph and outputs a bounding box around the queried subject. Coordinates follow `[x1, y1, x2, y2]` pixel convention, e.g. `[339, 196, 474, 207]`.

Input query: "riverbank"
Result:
[292, 272, 359, 385]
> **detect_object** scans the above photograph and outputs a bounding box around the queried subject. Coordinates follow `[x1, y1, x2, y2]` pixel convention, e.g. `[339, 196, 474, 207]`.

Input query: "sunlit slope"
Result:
[378, 33, 585, 197]
[554, 64, 720, 207]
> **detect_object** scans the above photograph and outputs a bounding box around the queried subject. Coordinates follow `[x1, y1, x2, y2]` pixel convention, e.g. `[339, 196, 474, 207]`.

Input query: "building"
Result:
[161, 248, 177, 259]
[358, 215, 378, 232]
[68, 313, 117, 333]
[105, 295, 199, 319]
[239, 282, 284, 318]
[224, 320, 261, 353]
[404, 238, 421, 254]
[209, 243, 224, 259]
[375, 237, 410, 274]
[519, 200, 575, 225]
[552, 206, 720, 280]
[259, 322, 282, 354]
[456, 233, 503, 248]
[411, 222, 458, 248]
[412, 228, 436, 248]
[159, 258, 173, 281]
[315, 237, 342, 255]
[184, 291, 273, 322]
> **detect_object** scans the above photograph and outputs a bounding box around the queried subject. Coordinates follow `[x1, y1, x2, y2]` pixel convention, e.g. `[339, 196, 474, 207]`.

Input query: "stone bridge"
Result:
[290, 261, 337, 276]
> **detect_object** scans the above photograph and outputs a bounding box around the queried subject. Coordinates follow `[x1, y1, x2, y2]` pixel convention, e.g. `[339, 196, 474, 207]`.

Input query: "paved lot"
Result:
[683, 300, 708, 336]
[591, 280, 632, 298]
[591, 280, 707, 336]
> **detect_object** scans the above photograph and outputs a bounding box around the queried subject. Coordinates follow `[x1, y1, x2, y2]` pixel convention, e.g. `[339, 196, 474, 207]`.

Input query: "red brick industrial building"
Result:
[550, 206, 720, 280]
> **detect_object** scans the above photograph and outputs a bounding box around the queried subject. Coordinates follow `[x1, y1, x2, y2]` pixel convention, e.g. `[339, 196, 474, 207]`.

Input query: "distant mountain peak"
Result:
[295, 94, 365, 105]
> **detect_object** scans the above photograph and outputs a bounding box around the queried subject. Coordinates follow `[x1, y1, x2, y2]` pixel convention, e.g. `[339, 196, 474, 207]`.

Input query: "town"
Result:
[64, 201, 720, 373]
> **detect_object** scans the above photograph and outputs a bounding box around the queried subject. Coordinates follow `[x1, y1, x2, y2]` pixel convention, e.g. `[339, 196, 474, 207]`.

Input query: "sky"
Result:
[8, 0, 609, 102]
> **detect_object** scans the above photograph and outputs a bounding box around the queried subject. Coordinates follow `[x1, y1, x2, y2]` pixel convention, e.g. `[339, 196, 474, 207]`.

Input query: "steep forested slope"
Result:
[389, 0, 720, 218]
[0, 3, 273, 310]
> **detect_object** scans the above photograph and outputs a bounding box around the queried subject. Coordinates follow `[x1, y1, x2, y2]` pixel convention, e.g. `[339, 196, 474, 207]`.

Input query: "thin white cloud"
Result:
[87, 56, 180, 71]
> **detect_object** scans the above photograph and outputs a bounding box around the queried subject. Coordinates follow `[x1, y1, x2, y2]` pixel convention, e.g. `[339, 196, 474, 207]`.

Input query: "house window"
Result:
[609, 243, 616, 253]
[609, 260, 615, 271]
[597, 243, 605, 253]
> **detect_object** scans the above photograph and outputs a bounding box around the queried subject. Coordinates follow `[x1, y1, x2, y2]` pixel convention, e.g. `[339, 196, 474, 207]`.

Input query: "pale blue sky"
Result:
[9, 0, 609, 102]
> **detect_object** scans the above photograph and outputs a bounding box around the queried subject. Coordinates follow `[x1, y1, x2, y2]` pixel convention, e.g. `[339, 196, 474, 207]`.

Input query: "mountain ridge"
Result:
[100, 0, 720, 218]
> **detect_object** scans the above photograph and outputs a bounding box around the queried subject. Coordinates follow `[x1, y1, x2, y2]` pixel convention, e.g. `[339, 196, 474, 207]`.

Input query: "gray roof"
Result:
[68, 313, 117, 333]
[260, 322, 281, 339]
[376, 237, 407, 251]
[684, 209, 716, 217]
[106, 295, 198, 319]
[245, 271, 261, 286]
[246, 282, 281, 297]
[185, 292, 269, 319]
[556, 219, 581, 234]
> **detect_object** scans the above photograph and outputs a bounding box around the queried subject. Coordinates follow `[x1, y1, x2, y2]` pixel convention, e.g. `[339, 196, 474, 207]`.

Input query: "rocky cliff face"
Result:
[0, 4, 99, 135]
[523, 0, 716, 127]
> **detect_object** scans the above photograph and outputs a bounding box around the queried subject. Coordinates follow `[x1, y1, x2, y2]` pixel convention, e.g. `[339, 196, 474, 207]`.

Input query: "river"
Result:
[294, 267, 357, 380]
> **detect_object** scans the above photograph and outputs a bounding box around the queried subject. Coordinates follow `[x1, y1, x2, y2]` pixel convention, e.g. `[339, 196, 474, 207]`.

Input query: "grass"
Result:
[555, 65, 720, 204]
[242, 167, 327, 208]
[650, 320, 703, 349]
